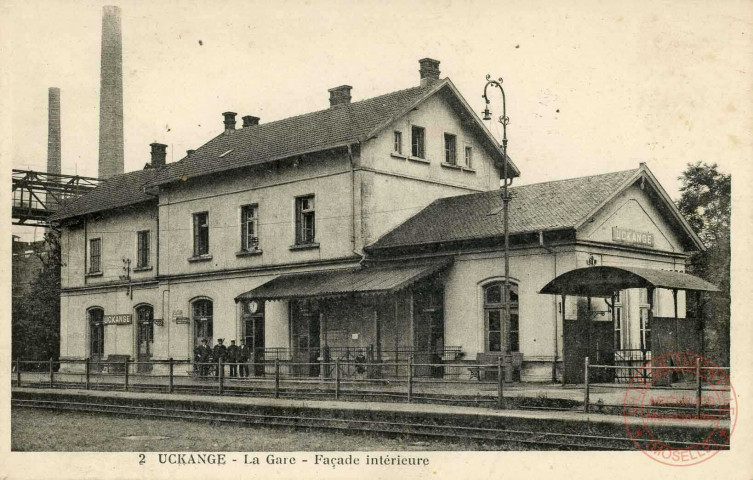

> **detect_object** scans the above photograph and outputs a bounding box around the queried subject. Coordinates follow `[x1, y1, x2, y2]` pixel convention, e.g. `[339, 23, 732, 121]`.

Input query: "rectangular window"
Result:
[464, 145, 473, 168]
[137, 231, 150, 268]
[193, 212, 209, 256]
[640, 307, 651, 351]
[393, 131, 402, 155]
[295, 195, 316, 245]
[89, 238, 101, 273]
[411, 126, 425, 158]
[444, 133, 457, 165]
[613, 291, 623, 350]
[241, 204, 259, 251]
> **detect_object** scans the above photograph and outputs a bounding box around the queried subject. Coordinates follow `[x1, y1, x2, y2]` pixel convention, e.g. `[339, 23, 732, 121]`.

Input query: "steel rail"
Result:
[12, 398, 727, 451]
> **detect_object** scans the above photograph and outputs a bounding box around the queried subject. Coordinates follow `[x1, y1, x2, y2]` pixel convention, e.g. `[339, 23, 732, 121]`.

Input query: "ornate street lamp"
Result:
[483, 75, 513, 357]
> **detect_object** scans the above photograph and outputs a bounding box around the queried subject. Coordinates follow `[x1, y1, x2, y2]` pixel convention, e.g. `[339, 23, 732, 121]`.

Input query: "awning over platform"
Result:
[539, 266, 720, 297]
[235, 258, 452, 302]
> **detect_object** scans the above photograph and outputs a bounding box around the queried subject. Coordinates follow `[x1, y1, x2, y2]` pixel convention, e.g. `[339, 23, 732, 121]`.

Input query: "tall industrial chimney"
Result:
[47, 87, 61, 176]
[98, 5, 124, 179]
[47, 87, 62, 208]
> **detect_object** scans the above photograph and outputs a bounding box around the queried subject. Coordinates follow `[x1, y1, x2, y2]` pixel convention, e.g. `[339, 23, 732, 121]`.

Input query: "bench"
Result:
[470, 353, 524, 381]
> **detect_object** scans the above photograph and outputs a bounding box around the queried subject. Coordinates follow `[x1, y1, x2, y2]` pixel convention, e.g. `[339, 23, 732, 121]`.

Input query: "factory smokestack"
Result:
[98, 5, 124, 179]
[47, 87, 61, 176]
[47, 87, 62, 208]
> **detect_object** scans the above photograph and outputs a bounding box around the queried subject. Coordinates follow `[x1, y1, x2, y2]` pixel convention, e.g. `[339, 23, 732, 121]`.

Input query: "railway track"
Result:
[11, 397, 726, 451]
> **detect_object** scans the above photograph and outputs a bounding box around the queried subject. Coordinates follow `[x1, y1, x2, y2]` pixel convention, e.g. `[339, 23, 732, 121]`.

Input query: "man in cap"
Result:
[194, 338, 212, 377]
[213, 338, 228, 378]
[227, 340, 239, 378]
[239, 339, 251, 378]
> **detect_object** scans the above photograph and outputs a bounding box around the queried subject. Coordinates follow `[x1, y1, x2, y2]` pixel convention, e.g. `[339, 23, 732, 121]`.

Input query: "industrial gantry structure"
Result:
[12, 169, 101, 227]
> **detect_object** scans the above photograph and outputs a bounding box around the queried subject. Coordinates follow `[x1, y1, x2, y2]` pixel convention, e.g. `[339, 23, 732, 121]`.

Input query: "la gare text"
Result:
[154, 453, 430, 468]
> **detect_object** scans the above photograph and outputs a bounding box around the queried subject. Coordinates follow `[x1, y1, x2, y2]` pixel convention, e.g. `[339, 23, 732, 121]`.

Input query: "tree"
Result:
[12, 230, 61, 364]
[676, 162, 730, 366]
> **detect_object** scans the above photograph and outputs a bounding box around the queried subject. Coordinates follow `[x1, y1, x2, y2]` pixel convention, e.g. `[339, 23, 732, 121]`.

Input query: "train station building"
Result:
[50, 58, 715, 382]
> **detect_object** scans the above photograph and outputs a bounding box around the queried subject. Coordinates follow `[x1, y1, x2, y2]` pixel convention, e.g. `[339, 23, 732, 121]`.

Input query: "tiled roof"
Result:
[49, 168, 158, 221]
[146, 83, 444, 187]
[367, 168, 641, 250]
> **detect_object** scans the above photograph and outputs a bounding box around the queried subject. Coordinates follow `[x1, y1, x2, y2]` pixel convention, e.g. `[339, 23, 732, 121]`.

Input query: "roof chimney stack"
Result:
[223, 111, 237, 133]
[150, 143, 167, 168]
[418, 58, 441, 87]
[328, 85, 352, 107]
[242, 115, 260, 128]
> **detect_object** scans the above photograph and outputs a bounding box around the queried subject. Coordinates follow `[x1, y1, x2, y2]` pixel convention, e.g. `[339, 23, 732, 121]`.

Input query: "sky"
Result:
[3, 0, 752, 241]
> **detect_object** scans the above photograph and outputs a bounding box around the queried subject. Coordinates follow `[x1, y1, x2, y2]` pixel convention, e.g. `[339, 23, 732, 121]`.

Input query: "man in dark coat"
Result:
[194, 338, 212, 377]
[239, 339, 251, 378]
[213, 338, 227, 377]
[227, 340, 239, 378]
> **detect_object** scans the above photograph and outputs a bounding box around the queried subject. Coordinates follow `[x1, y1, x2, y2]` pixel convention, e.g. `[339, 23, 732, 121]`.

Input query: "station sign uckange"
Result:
[612, 227, 654, 247]
[103, 314, 132, 325]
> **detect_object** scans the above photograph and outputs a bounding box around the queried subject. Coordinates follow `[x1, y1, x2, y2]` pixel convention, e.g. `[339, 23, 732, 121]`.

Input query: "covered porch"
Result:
[235, 258, 462, 379]
[539, 265, 720, 384]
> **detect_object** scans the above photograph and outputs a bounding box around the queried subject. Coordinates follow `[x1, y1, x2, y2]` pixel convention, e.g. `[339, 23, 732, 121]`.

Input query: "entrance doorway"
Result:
[89, 308, 105, 371]
[135, 305, 154, 373]
[413, 285, 444, 378]
[242, 299, 265, 376]
[291, 300, 321, 377]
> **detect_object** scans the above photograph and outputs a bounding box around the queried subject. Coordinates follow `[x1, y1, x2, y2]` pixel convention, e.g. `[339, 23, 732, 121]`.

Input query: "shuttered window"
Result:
[89, 238, 101, 273]
[137, 231, 150, 268]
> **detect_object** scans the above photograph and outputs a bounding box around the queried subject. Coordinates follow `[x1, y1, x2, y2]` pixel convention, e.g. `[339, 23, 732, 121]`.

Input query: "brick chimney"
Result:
[150, 143, 167, 168]
[328, 85, 352, 107]
[242, 115, 260, 128]
[418, 58, 441, 87]
[223, 111, 237, 133]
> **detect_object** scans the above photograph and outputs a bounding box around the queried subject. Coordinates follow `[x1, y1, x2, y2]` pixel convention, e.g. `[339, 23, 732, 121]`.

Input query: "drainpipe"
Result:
[348, 143, 366, 265]
[540, 231, 558, 382]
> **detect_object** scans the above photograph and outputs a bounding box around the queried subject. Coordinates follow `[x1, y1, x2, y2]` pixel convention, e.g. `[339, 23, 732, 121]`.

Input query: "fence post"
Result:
[583, 356, 590, 413]
[696, 357, 702, 419]
[124, 358, 129, 391]
[407, 354, 414, 403]
[497, 356, 504, 409]
[218, 358, 224, 395]
[169, 358, 174, 393]
[16, 358, 21, 387]
[335, 358, 340, 400]
[85, 358, 90, 390]
[49, 357, 54, 388]
[274, 359, 280, 399]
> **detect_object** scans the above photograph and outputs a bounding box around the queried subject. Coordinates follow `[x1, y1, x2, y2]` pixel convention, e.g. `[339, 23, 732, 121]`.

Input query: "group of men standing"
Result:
[193, 338, 254, 377]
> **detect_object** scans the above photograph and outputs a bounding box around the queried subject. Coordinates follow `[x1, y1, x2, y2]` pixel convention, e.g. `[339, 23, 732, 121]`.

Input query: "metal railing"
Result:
[12, 356, 509, 408]
[583, 356, 732, 419]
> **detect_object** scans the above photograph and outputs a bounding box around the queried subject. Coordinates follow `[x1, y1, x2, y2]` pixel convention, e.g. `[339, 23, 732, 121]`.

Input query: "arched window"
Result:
[88, 308, 105, 357]
[135, 304, 154, 362]
[192, 299, 213, 346]
[483, 282, 519, 353]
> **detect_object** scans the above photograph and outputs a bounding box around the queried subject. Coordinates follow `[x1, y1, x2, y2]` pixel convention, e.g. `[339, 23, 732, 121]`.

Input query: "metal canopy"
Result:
[539, 266, 719, 297]
[235, 258, 452, 302]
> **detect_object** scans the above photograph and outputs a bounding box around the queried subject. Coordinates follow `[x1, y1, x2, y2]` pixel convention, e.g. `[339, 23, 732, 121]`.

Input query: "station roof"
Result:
[235, 258, 451, 302]
[538, 266, 720, 297]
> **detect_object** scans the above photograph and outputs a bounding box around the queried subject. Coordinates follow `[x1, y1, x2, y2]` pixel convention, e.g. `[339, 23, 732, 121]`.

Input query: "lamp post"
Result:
[483, 75, 512, 356]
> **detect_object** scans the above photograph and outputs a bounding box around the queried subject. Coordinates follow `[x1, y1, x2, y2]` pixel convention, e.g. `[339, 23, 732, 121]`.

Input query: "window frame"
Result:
[613, 291, 624, 350]
[482, 281, 520, 353]
[193, 211, 210, 257]
[639, 289, 651, 351]
[240, 204, 260, 252]
[444, 133, 457, 165]
[192, 298, 214, 345]
[89, 238, 102, 273]
[393, 131, 403, 155]
[411, 125, 425, 159]
[295, 195, 316, 245]
[136, 230, 150, 268]
[88, 307, 105, 356]
[464, 145, 473, 169]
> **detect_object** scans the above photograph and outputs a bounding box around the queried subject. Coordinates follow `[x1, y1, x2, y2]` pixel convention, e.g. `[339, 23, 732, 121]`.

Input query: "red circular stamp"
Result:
[622, 352, 737, 466]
